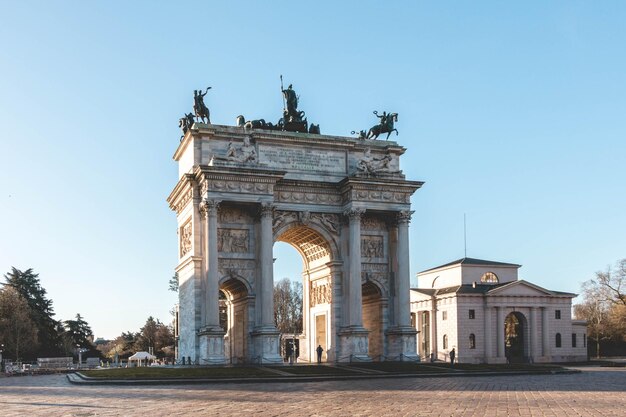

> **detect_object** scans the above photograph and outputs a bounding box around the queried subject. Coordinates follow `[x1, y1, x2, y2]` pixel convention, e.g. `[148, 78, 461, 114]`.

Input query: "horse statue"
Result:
[351, 130, 367, 140]
[309, 124, 320, 134]
[366, 111, 398, 140]
[178, 112, 195, 141]
[236, 115, 269, 130]
[193, 87, 211, 124]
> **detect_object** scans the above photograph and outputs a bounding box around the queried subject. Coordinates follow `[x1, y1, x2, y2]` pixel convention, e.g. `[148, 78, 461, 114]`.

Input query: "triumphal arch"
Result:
[168, 119, 423, 364]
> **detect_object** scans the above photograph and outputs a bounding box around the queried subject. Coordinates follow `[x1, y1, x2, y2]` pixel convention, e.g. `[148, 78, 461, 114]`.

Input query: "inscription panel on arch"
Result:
[258, 145, 346, 174]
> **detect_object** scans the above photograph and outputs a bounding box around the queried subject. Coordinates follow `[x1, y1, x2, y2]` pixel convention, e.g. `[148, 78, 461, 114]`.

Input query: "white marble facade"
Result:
[167, 124, 422, 364]
[410, 258, 588, 364]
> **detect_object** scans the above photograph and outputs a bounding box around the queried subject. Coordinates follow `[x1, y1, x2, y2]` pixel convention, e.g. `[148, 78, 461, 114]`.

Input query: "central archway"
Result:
[275, 223, 336, 362]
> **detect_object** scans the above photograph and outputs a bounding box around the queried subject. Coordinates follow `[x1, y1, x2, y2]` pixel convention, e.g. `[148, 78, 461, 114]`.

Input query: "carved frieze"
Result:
[310, 281, 332, 307]
[218, 206, 252, 224]
[218, 229, 249, 253]
[273, 210, 299, 232]
[179, 219, 192, 258]
[275, 190, 342, 205]
[361, 216, 386, 231]
[344, 188, 411, 204]
[174, 188, 194, 214]
[207, 180, 273, 195]
[361, 235, 384, 258]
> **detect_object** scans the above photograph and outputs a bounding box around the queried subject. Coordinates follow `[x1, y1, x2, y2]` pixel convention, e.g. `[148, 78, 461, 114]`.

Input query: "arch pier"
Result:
[168, 124, 423, 364]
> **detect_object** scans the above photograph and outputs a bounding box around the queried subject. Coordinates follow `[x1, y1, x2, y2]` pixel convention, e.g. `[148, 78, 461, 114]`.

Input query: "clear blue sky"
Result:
[1, 1, 624, 339]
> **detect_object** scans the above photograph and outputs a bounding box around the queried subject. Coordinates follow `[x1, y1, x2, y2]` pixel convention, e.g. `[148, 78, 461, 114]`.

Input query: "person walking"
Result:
[316, 345, 324, 364]
[449, 348, 456, 366]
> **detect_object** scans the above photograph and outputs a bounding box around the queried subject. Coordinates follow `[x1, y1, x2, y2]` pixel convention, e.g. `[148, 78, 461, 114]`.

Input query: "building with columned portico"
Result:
[411, 258, 587, 363]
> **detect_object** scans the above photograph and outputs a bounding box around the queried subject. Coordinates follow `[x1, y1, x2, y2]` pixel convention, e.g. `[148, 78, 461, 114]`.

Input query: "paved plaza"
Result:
[0, 367, 625, 416]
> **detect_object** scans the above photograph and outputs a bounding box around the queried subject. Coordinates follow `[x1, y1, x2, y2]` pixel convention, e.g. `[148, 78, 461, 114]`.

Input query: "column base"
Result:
[386, 327, 419, 361]
[337, 327, 370, 363]
[198, 327, 227, 365]
[251, 327, 283, 364]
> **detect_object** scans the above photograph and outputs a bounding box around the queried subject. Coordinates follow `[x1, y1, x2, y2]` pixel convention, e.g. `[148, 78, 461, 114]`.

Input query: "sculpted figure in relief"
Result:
[225, 136, 257, 164]
[356, 148, 398, 175]
[362, 236, 384, 258]
[180, 221, 192, 257]
[218, 229, 249, 253]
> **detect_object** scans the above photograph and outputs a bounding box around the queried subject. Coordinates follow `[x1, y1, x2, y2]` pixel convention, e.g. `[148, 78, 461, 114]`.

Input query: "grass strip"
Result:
[81, 366, 274, 379]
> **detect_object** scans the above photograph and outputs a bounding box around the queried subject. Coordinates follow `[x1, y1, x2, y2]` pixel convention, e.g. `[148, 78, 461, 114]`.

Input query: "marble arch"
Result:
[167, 124, 423, 363]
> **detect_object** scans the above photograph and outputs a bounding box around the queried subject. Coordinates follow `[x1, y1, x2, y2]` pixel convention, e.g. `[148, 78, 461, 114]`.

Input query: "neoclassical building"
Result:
[410, 258, 588, 363]
[168, 123, 422, 364]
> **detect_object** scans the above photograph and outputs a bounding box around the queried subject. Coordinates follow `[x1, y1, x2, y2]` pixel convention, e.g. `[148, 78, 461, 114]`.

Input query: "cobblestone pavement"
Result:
[0, 367, 625, 416]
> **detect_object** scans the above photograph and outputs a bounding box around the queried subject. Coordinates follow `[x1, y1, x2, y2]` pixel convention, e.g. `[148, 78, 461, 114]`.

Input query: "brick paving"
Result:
[0, 366, 624, 416]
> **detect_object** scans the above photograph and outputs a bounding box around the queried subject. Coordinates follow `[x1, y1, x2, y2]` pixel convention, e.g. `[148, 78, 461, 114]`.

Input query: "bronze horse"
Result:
[367, 112, 398, 140]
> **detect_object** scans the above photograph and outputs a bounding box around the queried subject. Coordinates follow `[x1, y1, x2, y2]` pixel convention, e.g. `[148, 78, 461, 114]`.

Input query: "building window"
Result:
[583, 334, 587, 348]
[443, 334, 448, 350]
[442, 311, 447, 320]
[480, 272, 499, 283]
[469, 309, 475, 319]
[572, 333, 577, 348]
[556, 333, 562, 348]
[469, 333, 476, 349]
[555, 310, 561, 319]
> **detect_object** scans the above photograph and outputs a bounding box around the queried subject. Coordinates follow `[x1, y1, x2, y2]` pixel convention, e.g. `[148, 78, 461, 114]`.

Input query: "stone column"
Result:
[395, 211, 413, 327]
[259, 203, 275, 328]
[203, 199, 221, 329]
[386, 211, 419, 361]
[430, 300, 438, 359]
[530, 307, 538, 361]
[250, 202, 282, 364]
[541, 307, 549, 358]
[496, 306, 504, 359]
[197, 199, 226, 365]
[346, 208, 365, 327]
[337, 208, 369, 362]
[484, 306, 492, 361]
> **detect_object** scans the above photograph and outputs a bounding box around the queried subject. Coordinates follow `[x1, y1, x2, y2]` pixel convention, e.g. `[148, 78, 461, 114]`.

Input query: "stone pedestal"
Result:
[386, 327, 419, 361]
[338, 327, 370, 362]
[198, 327, 227, 365]
[251, 329, 283, 364]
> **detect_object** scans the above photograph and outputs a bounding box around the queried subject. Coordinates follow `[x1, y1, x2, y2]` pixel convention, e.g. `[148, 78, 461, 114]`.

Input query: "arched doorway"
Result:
[275, 223, 335, 362]
[220, 276, 250, 364]
[362, 281, 384, 359]
[504, 312, 527, 363]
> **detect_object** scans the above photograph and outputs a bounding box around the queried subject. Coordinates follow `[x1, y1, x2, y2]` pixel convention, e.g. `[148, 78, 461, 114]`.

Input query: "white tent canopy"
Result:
[128, 351, 156, 361]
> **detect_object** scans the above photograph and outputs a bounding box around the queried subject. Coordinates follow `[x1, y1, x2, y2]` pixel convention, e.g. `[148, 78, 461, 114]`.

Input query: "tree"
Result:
[575, 259, 626, 357]
[63, 314, 94, 349]
[135, 316, 175, 358]
[168, 272, 179, 292]
[274, 278, 303, 335]
[0, 286, 38, 360]
[3, 267, 62, 357]
[594, 259, 626, 306]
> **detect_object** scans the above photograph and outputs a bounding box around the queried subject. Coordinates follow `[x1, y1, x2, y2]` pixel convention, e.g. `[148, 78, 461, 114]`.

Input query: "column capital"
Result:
[259, 202, 274, 219]
[200, 199, 220, 218]
[343, 208, 365, 221]
[397, 210, 414, 225]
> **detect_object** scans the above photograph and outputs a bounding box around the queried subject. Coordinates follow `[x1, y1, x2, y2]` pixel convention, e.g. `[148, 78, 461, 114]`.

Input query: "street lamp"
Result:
[0, 343, 4, 373]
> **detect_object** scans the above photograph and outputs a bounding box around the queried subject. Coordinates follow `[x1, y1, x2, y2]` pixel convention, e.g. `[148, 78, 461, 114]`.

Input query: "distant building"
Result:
[410, 258, 587, 363]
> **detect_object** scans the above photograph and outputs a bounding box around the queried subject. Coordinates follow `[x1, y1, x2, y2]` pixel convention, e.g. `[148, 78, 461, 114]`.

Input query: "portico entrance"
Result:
[505, 312, 527, 363]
